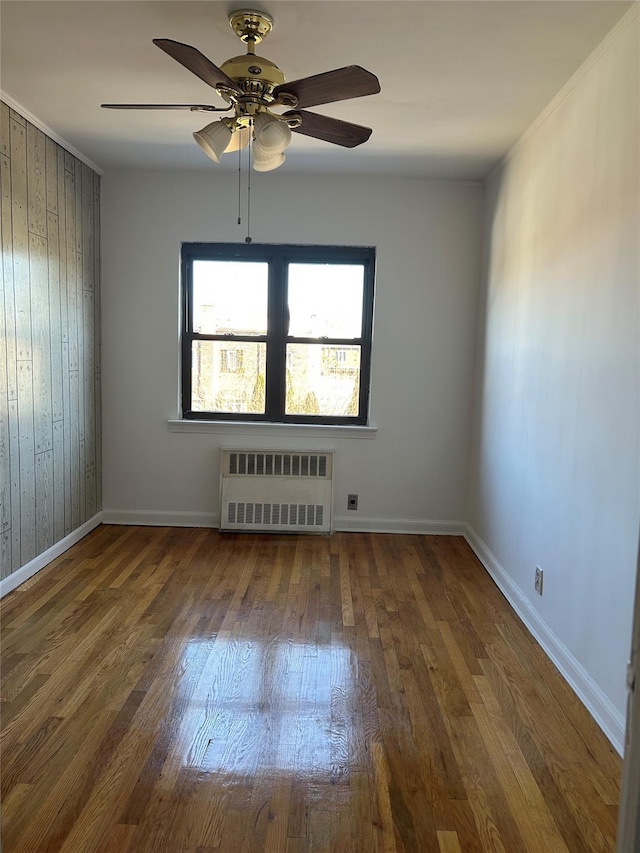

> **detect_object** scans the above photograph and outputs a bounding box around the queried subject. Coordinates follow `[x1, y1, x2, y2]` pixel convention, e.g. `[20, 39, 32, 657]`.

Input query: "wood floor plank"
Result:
[0, 527, 622, 851]
[471, 678, 570, 853]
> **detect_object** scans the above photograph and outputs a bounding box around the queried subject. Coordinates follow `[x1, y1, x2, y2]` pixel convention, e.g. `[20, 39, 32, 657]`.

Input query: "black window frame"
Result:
[181, 243, 375, 425]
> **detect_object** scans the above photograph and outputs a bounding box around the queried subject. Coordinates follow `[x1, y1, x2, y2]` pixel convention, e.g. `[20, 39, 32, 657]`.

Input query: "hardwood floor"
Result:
[0, 526, 621, 852]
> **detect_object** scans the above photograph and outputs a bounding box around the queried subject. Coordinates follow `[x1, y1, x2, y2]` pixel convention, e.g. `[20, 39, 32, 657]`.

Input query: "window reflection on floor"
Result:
[176, 638, 355, 778]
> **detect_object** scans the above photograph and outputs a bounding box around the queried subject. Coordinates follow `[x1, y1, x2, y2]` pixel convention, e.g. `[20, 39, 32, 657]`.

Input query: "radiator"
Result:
[219, 450, 334, 533]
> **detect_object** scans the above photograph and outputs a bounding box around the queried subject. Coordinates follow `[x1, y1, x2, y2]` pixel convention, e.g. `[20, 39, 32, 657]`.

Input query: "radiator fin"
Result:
[227, 502, 326, 528]
[227, 452, 330, 478]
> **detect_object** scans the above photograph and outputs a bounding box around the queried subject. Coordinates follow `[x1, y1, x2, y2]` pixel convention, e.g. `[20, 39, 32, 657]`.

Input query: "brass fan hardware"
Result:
[101, 7, 381, 169]
[228, 9, 274, 47]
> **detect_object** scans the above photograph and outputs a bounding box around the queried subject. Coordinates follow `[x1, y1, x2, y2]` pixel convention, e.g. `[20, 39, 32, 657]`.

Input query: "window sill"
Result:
[167, 419, 377, 439]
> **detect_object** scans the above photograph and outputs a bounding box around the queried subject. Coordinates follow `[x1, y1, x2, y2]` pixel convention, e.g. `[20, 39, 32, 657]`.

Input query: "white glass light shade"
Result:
[193, 120, 233, 163]
[253, 113, 292, 154]
[252, 153, 286, 172]
[252, 140, 285, 172]
[224, 126, 250, 154]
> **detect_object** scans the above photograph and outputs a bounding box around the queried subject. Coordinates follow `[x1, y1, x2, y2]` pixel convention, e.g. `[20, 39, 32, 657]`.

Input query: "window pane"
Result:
[286, 344, 361, 417]
[288, 264, 364, 338]
[191, 341, 266, 414]
[193, 261, 268, 335]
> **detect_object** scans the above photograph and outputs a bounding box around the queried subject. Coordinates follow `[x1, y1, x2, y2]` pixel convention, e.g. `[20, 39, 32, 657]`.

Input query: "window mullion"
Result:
[265, 252, 286, 421]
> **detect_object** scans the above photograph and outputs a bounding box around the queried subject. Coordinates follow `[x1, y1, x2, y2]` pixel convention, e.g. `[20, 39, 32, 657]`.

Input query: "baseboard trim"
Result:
[333, 516, 467, 535]
[0, 513, 103, 598]
[102, 509, 467, 537]
[464, 524, 625, 755]
[102, 509, 218, 528]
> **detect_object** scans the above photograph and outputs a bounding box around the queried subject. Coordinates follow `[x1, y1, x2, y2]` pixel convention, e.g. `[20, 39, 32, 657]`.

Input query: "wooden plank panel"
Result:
[93, 184, 101, 511]
[27, 123, 46, 238]
[81, 163, 94, 291]
[56, 147, 68, 349]
[79, 439, 86, 524]
[74, 157, 82, 253]
[30, 233, 52, 454]
[85, 468, 97, 520]
[61, 342, 71, 536]
[35, 450, 54, 555]
[0, 387, 10, 535]
[83, 288, 95, 470]
[1, 101, 10, 156]
[65, 170, 77, 373]
[95, 371, 102, 510]
[56, 147, 71, 536]
[93, 189, 100, 300]
[69, 369, 80, 531]
[45, 138, 58, 214]
[52, 420, 65, 542]
[0, 150, 7, 422]
[2, 152, 18, 403]
[48, 212, 63, 423]
[64, 150, 74, 175]
[11, 118, 30, 363]
[17, 361, 36, 566]
[0, 528, 10, 579]
[8, 399, 20, 571]
[76, 252, 84, 442]
[9, 109, 25, 128]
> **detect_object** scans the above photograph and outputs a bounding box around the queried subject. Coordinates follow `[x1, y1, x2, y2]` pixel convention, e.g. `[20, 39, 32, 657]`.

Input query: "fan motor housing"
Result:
[220, 53, 285, 102]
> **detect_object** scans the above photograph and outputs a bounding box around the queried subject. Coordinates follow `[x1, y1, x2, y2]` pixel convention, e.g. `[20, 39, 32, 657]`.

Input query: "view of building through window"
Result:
[190, 260, 364, 417]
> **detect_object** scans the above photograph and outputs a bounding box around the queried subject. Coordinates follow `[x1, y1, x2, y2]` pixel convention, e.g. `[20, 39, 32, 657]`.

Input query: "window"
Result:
[181, 243, 375, 424]
[221, 349, 241, 372]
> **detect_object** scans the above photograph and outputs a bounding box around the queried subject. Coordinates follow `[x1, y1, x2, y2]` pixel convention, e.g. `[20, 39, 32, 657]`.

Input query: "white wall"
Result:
[468, 11, 639, 739]
[101, 172, 484, 530]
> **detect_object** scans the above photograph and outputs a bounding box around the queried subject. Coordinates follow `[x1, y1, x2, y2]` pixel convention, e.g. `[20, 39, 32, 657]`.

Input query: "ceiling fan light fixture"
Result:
[224, 125, 251, 153]
[252, 143, 285, 172]
[193, 119, 233, 162]
[253, 112, 292, 154]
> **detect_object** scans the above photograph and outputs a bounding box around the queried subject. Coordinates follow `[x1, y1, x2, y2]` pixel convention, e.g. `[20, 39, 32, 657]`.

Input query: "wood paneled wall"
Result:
[0, 101, 101, 578]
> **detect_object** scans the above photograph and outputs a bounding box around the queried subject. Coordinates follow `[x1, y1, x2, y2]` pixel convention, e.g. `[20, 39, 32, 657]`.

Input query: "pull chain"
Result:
[235, 121, 253, 243]
[237, 135, 242, 225]
[245, 120, 252, 244]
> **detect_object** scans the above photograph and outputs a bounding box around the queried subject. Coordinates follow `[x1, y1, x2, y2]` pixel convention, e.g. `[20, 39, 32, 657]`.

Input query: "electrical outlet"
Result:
[347, 494, 358, 511]
[535, 567, 544, 596]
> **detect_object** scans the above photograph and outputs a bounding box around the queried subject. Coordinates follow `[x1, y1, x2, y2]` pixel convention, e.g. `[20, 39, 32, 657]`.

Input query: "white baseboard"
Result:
[464, 524, 625, 755]
[333, 516, 467, 535]
[0, 513, 103, 598]
[102, 509, 466, 537]
[102, 509, 218, 528]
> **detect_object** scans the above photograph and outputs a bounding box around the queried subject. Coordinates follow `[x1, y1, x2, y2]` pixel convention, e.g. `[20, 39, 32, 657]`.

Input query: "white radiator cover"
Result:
[219, 449, 334, 533]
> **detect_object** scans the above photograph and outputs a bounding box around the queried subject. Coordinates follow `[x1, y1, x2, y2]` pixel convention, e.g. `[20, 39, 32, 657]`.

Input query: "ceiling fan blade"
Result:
[284, 110, 372, 148]
[153, 39, 242, 94]
[274, 66, 380, 109]
[101, 104, 230, 111]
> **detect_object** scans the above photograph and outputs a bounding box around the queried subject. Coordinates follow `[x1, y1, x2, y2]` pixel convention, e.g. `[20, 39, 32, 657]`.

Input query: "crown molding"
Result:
[1, 90, 104, 175]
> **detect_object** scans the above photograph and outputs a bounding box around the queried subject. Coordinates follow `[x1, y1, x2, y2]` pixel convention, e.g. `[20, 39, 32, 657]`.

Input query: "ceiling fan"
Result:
[102, 8, 381, 171]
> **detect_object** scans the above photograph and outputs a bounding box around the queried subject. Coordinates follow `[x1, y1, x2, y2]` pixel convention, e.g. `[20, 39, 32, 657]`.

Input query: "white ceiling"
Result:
[0, 1, 632, 179]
